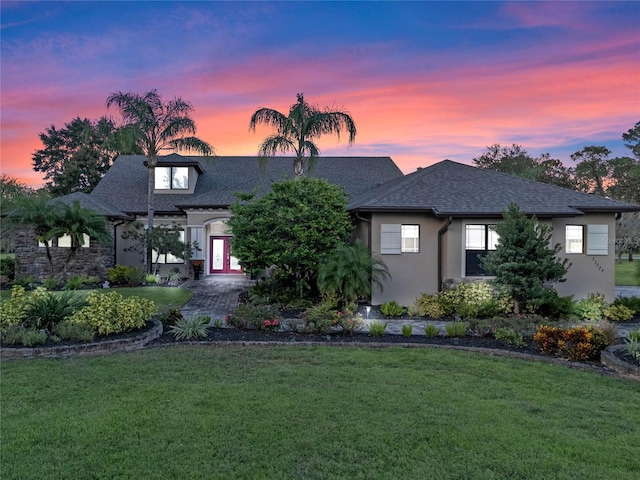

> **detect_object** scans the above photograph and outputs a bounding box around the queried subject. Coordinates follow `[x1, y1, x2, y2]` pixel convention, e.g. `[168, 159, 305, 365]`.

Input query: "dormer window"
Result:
[155, 166, 189, 190]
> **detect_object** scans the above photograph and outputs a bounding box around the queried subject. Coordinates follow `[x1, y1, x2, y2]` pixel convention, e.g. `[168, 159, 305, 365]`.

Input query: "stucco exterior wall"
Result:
[369, 213, 441, 306]
[552, 213, 617, 302]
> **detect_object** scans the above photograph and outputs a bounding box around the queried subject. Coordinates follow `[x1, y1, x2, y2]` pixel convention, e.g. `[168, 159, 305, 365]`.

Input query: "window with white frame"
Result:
[380, 224, 420, 254]
[155, 166, 189, 190]
[465, 224, 499, 276]
[565, 225, 584, 254]
[56, 234, 90, 248]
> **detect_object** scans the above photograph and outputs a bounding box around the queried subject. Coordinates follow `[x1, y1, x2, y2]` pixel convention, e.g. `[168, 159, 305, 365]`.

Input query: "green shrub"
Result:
[68, 291, 155, 335]
[300, 301, 363, 334]
[613, 296, 640, 313]
[108, 265, 145, 287]
[574, 293, 607, 321]
[438, 282, 514, 319]
[401, 324, 413, 337]
[63, 276, 85, 291]
[227, 302, 282, 331]
[406, 304, 425, 317]
[0, 285, 27, 330]
[158, 307, 183, 326]
[212, 319, 224, 328]
[144, 274, 158, 284]
[629, 330, 640, 342]
[0, 256, 16, 280]
[24, 289, 85, 331]
[604, 304, 634, 322]
[53, 320, 95, 342]
[424, 323, 440, 337]
[12, 275, 35, 289]
[445, 321, 466, 337]
[18, 328, 48, 347]
[169, 316, 210, 340]
[368, 321, 387, 336]
[413, 294, 444, 318]
[525, 288, 574, 318]
[380, 301, 404, 317]
[493, 327, 526, 347]
[0, 324, 26, 345]
[42, 278, 59, 290]
[623, 338, 640, 361]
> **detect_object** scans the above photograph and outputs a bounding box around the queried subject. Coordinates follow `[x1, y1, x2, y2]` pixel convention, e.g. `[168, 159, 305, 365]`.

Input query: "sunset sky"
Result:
[1, 1, 639, 188]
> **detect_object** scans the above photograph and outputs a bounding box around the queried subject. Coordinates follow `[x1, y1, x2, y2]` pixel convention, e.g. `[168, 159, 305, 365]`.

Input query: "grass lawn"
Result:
[2, 347, 639, 480]
[615, 258, 640, 286]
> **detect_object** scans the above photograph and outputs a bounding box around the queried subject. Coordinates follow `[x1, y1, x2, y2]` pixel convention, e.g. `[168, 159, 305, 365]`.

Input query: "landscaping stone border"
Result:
[0, 320, 163, 361]
[600, 345, 640, 380]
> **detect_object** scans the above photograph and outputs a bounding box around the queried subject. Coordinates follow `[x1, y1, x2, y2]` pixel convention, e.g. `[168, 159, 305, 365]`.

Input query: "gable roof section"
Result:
[348, 160, 640, 217]
[90, 155, 403, 214]
[50, 192, 133, 219]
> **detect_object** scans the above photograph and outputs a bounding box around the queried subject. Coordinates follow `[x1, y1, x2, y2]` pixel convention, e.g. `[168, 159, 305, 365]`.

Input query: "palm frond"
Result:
[249, 108, 288, 134]
[169, 137, 215, 156]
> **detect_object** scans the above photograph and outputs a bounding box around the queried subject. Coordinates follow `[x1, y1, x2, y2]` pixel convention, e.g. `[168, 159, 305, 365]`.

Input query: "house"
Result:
[348, 160, 640, 304]
[14, 155, 402, 281]
[15, 155, 640, 304]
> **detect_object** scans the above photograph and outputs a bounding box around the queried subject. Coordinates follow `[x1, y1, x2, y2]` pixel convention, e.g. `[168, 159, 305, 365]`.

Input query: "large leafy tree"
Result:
[106, 89, 214, 272]
[571, 146, 611, 196]
[0, 175, 35, 253]
[32, 116, 124, 196]
[249, 93, 357, 177]
[473, 144, 574, 188]
[481, 203, 568, 313]
[228, 178, 353, 301]
[622, 121, 640, 159]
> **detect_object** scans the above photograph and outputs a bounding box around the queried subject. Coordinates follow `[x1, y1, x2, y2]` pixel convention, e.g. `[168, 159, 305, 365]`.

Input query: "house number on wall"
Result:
[591, 256, 605, 273]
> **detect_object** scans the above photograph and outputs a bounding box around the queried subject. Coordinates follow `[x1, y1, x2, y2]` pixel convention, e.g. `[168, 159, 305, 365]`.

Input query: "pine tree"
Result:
[481, 203, 568, 313]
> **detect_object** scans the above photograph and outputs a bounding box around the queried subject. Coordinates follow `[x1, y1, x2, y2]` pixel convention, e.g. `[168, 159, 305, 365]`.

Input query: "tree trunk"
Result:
[146, 165, 155, 273]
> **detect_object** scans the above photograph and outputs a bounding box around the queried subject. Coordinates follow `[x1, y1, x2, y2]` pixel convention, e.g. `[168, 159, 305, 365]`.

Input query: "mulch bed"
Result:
[152, 326, 542, 355]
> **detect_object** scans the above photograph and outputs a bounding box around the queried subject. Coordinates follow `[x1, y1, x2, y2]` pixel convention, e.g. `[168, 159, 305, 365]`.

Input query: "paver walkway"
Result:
[179, 275, 255, 320]
[178, 276, 640, 337]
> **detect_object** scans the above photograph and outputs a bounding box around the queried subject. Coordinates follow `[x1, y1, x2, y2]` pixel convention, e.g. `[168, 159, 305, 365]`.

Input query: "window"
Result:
[465, 224, 498, 276]
[381, 224, 420, 254]
[57, 234, 90, 248]
[565, 225, 584, 254]
[155, 166, 189, 190]
[401, 225, 419, 253]
[153, 230, 185, 264]
[587, 225, 608, 255]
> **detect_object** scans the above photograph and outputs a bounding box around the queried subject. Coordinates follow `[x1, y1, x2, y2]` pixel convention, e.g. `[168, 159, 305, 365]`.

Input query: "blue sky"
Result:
[2, 1, 639, 186]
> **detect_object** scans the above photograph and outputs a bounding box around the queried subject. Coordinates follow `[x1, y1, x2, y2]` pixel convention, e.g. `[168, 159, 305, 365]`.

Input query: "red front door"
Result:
[209, 237, 242, 274]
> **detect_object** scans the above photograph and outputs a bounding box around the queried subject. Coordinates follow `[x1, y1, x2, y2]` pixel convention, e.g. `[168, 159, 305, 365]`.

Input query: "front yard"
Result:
[2, 346, 639, 480]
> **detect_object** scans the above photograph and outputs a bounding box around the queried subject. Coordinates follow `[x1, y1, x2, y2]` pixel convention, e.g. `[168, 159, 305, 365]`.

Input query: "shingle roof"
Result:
[50, 192, 133, 219]
[90, 155, 403, 214]
[348, 160, 640, 217]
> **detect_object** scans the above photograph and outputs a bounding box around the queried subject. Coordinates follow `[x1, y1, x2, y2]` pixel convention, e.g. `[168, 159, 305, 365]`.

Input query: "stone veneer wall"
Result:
[14, 224, 114, 282]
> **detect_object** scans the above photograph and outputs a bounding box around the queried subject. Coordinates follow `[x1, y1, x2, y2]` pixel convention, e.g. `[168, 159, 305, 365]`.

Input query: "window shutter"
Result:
[381, 224, 401, 254]
[586, 224, 608, 255]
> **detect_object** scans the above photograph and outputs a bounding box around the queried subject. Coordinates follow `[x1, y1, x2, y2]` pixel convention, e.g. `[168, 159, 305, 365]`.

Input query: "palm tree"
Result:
[7, 194, 58, 278]
[249, 93, 357, 177]
[317, 240, 390, 306]
[106, 89, 214, 271]
[49, 201, 112, 281]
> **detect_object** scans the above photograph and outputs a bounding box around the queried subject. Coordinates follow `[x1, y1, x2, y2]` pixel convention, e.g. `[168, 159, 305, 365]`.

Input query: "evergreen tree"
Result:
[481, 203, 568, 312]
